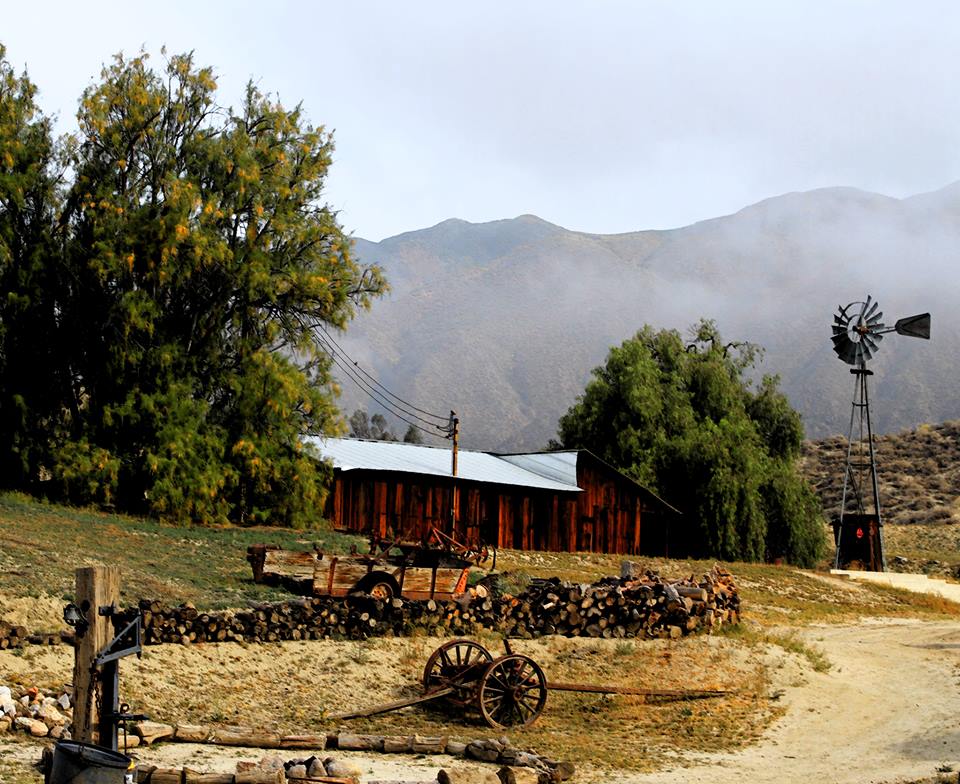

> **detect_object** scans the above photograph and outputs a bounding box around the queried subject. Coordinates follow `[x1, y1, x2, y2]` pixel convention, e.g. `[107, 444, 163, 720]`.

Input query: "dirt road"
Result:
[623, 618, 960, 784]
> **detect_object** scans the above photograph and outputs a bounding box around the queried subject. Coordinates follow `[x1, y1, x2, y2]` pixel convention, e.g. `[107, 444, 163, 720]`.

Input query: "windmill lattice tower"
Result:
[830, 296, 930, 571]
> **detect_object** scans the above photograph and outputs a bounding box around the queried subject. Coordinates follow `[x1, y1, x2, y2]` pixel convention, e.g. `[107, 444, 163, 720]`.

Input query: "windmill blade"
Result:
[858, 297, 871, 326]
[894, 313, 931, 339]
[832, 333, 852, 350]
[862, 333, 881, 354]
[866, 309, 884, 327]
[833, 338, 858, 364]
[864, 299, 880, 321]
[858, 340, 873, 363]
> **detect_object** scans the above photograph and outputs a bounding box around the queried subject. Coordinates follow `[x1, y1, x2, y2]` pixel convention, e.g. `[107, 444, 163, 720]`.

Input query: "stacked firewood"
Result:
[0, 620, 26, 650]
[493, 564, 740, 639]
[126, 566, 738, 646]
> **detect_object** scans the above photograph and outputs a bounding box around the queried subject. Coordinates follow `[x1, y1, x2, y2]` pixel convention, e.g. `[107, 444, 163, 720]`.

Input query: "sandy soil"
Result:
[3, 618, 959, 783]
[622, 618, 960, 784]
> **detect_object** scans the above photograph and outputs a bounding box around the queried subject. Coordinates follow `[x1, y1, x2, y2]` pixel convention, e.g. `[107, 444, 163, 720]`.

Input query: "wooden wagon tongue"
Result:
[330, 639, 732, 729]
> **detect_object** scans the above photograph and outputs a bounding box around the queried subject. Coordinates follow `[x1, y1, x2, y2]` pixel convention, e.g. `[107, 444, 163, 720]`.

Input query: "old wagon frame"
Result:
[332, 638, 732, 729]
[247, 529, 488, 601]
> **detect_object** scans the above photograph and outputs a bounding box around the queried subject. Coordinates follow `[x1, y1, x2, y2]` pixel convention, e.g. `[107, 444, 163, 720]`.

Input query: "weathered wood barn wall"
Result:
[314, 438, 676, 555]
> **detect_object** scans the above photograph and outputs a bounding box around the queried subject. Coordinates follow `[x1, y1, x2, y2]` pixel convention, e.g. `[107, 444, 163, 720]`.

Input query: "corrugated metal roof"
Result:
[306, 437, 581, 493]
[497, 451, 579, 487]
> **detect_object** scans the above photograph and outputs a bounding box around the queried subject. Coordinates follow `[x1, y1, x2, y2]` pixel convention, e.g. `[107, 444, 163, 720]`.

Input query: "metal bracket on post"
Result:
[94, 615, 144, 752]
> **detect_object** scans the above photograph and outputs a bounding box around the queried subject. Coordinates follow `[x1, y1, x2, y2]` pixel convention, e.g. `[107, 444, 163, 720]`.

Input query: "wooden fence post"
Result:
[72, 566, 120, 745]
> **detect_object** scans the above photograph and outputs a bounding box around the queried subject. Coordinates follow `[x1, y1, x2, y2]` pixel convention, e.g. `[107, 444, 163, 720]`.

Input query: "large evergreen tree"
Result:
[556, 321, 825, 566]
[0, 49, 385, 525]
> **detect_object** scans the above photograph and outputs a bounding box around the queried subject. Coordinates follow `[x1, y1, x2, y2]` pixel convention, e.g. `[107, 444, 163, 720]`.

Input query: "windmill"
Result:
[830, 296, 930, 571]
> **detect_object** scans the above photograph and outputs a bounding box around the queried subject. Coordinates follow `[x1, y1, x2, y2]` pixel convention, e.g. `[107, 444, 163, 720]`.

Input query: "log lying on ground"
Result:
[136, 768, 284, 784]
[137, 724, 572, 780]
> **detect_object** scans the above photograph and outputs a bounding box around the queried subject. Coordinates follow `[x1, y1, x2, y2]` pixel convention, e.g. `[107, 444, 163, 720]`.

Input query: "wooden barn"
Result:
[309, 437, 678, 555]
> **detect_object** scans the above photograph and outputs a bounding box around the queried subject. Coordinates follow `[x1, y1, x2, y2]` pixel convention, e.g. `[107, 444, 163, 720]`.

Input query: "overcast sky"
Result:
[4, 1, 960, 240]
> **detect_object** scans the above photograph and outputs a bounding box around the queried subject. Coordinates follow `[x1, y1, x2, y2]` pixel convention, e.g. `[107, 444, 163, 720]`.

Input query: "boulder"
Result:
[324, 757, 363, 778]
[14, 716, 49, 737]
[38, 704, 66, 727]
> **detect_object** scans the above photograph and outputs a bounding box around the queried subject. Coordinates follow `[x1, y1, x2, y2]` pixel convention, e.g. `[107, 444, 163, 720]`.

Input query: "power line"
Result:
[316, 325, 448, 424]
[315, 335, 452, 438]
[316, 334, 445, 431]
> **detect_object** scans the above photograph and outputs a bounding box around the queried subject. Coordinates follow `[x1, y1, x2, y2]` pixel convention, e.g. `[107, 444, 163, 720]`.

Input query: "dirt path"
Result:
[622, 617, 960, 784]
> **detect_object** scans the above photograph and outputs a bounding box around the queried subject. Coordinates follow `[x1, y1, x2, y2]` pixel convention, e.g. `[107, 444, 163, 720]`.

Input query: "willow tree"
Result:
[0, 48, 385, 525]
[556, 321, 825, 566]
[0, 46, 62, 491]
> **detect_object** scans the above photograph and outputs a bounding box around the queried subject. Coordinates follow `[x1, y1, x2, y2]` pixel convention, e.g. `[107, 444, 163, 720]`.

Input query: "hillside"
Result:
[339, 184, 960, 450]
[801, 420, 960, 575]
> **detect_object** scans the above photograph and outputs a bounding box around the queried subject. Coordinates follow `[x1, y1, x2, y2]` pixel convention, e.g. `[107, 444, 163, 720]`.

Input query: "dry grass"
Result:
[801, 419, 960, 538]
[0, 492, 364, 626]
[2, 492, 960, 780]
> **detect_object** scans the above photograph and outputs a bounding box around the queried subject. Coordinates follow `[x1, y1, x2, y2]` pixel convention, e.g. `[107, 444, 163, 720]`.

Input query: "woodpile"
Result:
[0, 619, 27, 650]
[492, 564, 740, 639]
[1, 565, 740, 651]
[124, 565, 738, 646]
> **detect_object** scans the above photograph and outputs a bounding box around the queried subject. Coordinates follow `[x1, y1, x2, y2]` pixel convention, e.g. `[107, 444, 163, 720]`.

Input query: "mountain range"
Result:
[337, 183, 960, 451]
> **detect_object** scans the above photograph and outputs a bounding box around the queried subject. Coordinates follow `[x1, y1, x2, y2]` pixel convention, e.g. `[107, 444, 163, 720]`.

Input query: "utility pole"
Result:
[449, 410, 459, 477]
[448, 411, 460, 533]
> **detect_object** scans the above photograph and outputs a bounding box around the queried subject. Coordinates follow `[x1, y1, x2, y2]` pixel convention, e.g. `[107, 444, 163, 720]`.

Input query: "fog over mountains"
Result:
[336, 183, 960, 451]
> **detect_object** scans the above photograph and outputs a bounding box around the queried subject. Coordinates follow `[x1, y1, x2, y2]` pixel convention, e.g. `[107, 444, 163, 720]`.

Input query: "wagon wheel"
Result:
[422, 639, 493, 694]
[366, 579, 395, 600]
[477, 654, 547, 728]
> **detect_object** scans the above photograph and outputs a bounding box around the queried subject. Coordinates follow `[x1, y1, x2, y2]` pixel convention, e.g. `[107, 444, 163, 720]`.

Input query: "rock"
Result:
[324, 758, 363, 778]
[286, 764, 307, 779]
[0, 687, 10, 700]
[0, 696, 15, 717]
[437, 769, 501, 784]
[38, 704, 66, 727]
[0, 716, 11, 734]
[15, 716, 49, 737]
[306, 758, 326, 778]
[57, 694, 71, 710]
[257, 755, 286, 772]
[48, 725, 66, 740]
[621, 560, 643, 580]
[496, 768, 541, 784]
[465, 741, 501, 763]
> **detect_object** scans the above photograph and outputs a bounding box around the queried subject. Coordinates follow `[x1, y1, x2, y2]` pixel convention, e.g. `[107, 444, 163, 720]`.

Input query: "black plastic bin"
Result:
[48, 741, 133, 784]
